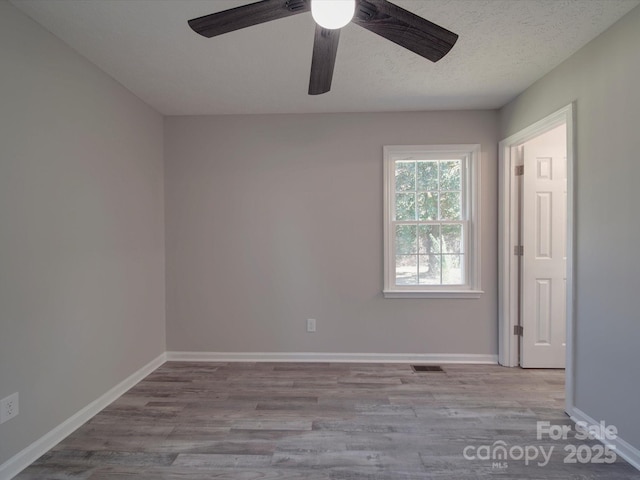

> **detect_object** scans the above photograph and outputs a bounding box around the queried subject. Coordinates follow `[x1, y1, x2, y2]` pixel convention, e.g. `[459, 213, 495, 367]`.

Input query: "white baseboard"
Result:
[166, 351, 498, 364]
[570, 407, 640, 471]
[0, 353, 166, 480]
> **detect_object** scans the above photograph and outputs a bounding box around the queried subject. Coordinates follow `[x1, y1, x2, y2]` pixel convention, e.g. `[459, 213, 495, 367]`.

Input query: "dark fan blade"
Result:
[188, 0, 309, 38]
[352, 0, 458, 62]
[308, 25, 340, 95]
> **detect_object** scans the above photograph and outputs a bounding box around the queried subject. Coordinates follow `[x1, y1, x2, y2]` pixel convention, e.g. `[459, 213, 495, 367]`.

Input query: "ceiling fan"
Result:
[188, 0, 458, 95]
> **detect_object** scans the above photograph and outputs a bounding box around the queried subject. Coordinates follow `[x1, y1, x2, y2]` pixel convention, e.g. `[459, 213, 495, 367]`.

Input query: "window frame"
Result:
[383, 145, 483, 298]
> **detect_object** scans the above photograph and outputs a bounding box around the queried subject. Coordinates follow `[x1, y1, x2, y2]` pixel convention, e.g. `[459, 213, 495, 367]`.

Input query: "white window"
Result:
[383, 145, 483, 298]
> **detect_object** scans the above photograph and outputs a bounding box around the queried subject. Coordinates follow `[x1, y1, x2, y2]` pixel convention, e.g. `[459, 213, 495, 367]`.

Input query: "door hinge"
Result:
[514, 325, 524, 336]
[513, 245, 524, 256]
[515, 165, 524, 176]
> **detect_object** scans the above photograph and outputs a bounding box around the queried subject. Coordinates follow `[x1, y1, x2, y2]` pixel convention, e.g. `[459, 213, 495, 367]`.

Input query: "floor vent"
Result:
[411, 365, 444, 372]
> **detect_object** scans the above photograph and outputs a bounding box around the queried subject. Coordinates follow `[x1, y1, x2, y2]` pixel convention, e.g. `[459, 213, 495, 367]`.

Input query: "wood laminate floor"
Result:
[16, 362, 640, 479]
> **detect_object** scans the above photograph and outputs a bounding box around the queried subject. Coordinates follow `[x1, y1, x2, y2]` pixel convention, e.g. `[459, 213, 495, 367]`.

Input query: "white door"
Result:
[521, 124, 567, 368]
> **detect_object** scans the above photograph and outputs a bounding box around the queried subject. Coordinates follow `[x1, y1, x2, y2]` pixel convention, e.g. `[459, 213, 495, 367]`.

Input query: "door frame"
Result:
[498, 103, 576, 414]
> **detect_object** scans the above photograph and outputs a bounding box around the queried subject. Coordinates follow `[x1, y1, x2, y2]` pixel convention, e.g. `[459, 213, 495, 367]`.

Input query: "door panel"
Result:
[535, 278, 551, 345]
[521, 124, 567, 368]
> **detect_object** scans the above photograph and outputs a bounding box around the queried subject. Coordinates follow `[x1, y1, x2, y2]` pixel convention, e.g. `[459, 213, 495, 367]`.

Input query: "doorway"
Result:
[498, 104, 575, 413]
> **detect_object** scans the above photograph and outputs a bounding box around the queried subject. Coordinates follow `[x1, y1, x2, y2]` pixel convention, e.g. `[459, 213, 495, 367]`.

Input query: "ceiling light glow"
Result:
[311, 0, 356, 30]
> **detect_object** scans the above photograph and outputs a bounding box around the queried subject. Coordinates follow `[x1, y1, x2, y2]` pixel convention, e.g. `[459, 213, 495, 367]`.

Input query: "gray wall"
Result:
[165, 111, 498, 355]
[500, 5, 640, 449]
[0, 1, 165, 464]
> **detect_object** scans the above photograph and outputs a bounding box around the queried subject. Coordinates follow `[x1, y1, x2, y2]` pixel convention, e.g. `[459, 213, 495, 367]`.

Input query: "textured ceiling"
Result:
[10, 0, 640, 115]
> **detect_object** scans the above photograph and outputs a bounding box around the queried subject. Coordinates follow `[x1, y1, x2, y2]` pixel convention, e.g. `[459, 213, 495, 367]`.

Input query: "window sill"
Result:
[383, 290, 484, 299]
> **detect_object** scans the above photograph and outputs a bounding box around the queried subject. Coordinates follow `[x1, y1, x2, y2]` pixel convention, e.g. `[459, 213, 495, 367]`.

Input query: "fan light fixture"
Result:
[188, 0, 459, 95]
[311, 0, 356, 30]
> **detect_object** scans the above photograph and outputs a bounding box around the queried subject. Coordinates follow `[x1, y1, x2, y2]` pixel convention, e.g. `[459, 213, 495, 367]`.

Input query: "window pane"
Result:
[418, 255, 441, 285]
[441, 224, 463, 253]
[440, 160, 461, 191]
[396, 225, 417, 254]
[417, 161, 438, 191]
[395, 193, 415, 220]
[396, 255, 418, 285]
[418, 225, 440, 254]
[439, 191, 461, 220]
[442, 254, 463, 285]
[395, 161, 415, 191]
[386, 145, 479, 294]
[417, 192, 438, 221]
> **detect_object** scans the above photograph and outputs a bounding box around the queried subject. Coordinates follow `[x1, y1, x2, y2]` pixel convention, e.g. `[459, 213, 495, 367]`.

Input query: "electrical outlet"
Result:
[1, 392, 19, 423]
[306, 318, 316, 333]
